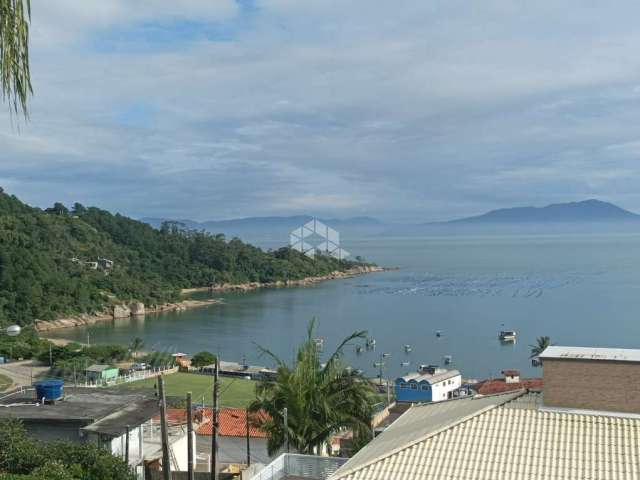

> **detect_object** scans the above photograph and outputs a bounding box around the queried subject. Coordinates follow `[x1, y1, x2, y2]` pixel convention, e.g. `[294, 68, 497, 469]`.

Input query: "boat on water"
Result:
[436, 330, 442, 337]
[404, 344, 412, 353]
[314, 337, 325, 351]
[366, 338, 377, 349]
[355, 345, 364, 354]
[400, 361, 410, 367]
[499, 330, 517, 342]
[443, 355, 452, 365]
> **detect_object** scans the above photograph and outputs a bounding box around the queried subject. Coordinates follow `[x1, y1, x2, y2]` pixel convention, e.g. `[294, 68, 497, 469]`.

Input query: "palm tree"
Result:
[250, 319, 374, 456]
[0, 0, 32, 117]
[530, 336, 551, 359]
[130, 337, 144, 359]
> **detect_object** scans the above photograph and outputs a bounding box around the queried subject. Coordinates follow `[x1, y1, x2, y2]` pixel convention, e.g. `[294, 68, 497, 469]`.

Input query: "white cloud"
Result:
[3, 1, 640, 220]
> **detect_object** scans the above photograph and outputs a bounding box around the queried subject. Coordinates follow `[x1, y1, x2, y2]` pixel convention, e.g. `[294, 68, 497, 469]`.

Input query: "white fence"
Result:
[249, 453, 348, 480]
[82, 366, 178, 387]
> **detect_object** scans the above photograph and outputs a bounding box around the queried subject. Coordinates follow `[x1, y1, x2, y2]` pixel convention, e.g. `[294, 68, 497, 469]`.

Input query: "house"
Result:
[171, 353, 191, 369]
[85, 364, 119, 384]
[394, 365, 461, 403]
[502, 368, 520, 383]
[97, 257, 114, 270]
[329, 345, 640, 480]
[196, 407, 275, 465]
[0, 387, 168, 478]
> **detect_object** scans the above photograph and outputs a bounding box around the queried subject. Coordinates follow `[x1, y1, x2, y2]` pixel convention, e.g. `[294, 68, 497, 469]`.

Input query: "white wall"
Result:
[431, 375, 462, 402]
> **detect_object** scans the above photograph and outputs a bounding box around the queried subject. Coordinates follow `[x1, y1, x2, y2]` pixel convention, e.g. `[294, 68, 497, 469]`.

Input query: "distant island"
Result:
[443, 199, 640, 224]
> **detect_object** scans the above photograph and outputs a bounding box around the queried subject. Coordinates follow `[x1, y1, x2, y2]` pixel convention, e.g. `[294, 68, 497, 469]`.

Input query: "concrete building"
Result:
[394, 366, 461, 403]
[539, 345, 640, 414]
[85, 364, 119, 384]
[0, 387, 193, 478]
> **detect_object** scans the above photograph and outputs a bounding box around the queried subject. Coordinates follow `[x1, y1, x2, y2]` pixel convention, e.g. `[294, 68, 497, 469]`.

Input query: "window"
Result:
[399, 383, 408, 389]
[421, 385, 429, 391]
[410, 383, 418, 390]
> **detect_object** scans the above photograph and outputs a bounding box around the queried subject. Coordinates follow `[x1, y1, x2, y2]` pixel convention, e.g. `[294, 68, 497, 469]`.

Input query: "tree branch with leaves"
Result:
[0, 0, 32, 118]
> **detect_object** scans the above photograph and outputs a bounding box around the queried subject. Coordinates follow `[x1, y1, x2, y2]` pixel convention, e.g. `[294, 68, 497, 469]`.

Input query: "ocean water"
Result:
[46, 234, 640, 380]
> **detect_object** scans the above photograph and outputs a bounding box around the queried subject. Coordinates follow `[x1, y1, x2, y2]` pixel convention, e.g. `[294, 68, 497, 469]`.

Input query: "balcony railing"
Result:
[249, 453, 348, 480]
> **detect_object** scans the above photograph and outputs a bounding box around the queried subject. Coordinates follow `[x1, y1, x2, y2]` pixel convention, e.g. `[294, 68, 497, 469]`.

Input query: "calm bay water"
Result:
[46, 234, 640, 380]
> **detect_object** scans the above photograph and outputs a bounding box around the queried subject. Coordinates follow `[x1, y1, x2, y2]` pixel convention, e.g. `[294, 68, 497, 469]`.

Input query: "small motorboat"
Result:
[314, 337, 325, 351]
[355, 345, 364, 354]
[436, 330, 442, 338]
[499, 330, 517, 342]
[366, 338, 377, 349]
[443, 355, 452, 365]
[400, 361, 410, 367]
[404, 344, 412, 353]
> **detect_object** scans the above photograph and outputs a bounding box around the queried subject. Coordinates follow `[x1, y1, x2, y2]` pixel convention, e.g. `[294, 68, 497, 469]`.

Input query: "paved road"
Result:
[0, 360, 50, 391]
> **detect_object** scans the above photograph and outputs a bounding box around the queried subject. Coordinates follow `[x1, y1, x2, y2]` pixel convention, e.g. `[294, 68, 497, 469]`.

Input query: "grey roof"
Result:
[540, 345, 640, 363]
[332, 390, 524, 479]
[331, 390, 640, 480]
[398, 370, 460, 385]
[85, 364, 117, 372]
[0, 387, 159, 438]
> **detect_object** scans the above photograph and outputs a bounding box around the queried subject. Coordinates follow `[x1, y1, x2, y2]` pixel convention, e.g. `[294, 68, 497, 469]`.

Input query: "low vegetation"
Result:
[0, 189, 370, 326]
[0, 419, 134, 480]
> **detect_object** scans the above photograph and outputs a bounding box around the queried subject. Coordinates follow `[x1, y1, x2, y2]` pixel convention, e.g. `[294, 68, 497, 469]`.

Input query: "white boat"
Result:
[499, 330, 517, 342]
[400, 361, 410, 367]
[404, 344, 412, 353]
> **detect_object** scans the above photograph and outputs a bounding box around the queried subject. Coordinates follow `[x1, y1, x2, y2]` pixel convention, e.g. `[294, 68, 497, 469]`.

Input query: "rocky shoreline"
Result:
[181, 265, 387, 294]
[34, 265, 387, 332]
[34, 299, 221, 332]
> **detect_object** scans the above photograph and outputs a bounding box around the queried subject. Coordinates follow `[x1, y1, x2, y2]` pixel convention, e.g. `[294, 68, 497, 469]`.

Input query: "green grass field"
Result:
[0, 373, 12, 392]
[117, 372, 258, 408]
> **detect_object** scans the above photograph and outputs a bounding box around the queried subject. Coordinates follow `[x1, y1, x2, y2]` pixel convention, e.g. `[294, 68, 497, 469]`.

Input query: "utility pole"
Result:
[283, 407, 289, 453]
[87, 332, 90, 347]
[125, 425, 130, 466]
[157, 376, 171, 480]
[49, 344, 53, 366]
[245, 407, 251, 466]
[210, 359, 219, 480]
[187, 392, 194, 480]
[73, 363, 77, 388]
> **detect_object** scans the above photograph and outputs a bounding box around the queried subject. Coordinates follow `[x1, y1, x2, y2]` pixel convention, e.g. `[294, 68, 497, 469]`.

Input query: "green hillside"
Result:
[0, 189, 368, 326]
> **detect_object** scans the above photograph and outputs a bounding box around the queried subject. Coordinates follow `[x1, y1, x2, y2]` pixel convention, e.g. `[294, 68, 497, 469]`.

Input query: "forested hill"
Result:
[0, 190, 368, 326]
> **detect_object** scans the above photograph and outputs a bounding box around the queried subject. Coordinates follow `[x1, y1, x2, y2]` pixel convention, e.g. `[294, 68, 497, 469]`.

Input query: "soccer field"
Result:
[117, 372, 258, 408]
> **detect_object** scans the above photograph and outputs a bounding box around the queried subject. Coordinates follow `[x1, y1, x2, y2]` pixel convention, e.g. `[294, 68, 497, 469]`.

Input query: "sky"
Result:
[2, 1, 640, 222]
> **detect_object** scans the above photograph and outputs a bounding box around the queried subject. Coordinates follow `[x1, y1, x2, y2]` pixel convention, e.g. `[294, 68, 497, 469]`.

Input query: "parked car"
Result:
[132, 362, 148, 371]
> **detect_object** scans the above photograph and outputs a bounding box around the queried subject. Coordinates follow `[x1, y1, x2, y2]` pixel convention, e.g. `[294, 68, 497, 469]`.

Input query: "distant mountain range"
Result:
[443, 199, 640, 224]
[141, 200, 640, 243]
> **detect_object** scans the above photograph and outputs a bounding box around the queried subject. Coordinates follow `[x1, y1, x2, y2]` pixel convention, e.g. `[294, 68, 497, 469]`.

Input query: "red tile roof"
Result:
[475, 378, 543, 395]
[501, 369, 520, 376]
[152, 409, 188, 426]
[196, 408, 269, 438]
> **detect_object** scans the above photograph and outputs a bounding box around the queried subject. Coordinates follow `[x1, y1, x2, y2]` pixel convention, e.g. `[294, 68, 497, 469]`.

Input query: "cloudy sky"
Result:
[2, 1, 640, 222]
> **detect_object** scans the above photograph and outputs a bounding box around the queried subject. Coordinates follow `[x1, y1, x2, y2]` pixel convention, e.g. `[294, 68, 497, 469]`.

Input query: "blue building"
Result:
[395, 366, 461, 403]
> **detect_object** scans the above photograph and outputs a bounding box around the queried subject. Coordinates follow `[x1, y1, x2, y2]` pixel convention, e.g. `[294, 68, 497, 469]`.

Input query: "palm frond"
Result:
[0, 0, 32, 118]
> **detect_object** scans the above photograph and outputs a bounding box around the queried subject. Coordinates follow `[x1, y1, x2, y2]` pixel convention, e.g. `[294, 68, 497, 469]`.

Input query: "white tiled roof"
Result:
[331, 391, 640, 480]
[540, 346, 640, 363]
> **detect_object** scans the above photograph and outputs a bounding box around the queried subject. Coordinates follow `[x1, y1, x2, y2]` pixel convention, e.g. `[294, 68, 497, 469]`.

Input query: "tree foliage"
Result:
[190, 351, 216, 368]
[250, 319, 374, 455]
[0, 418, 134, 479]
[0, 0, 31, 118]
[529, 335, 551, 359]
[0, 191, 370, 326]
